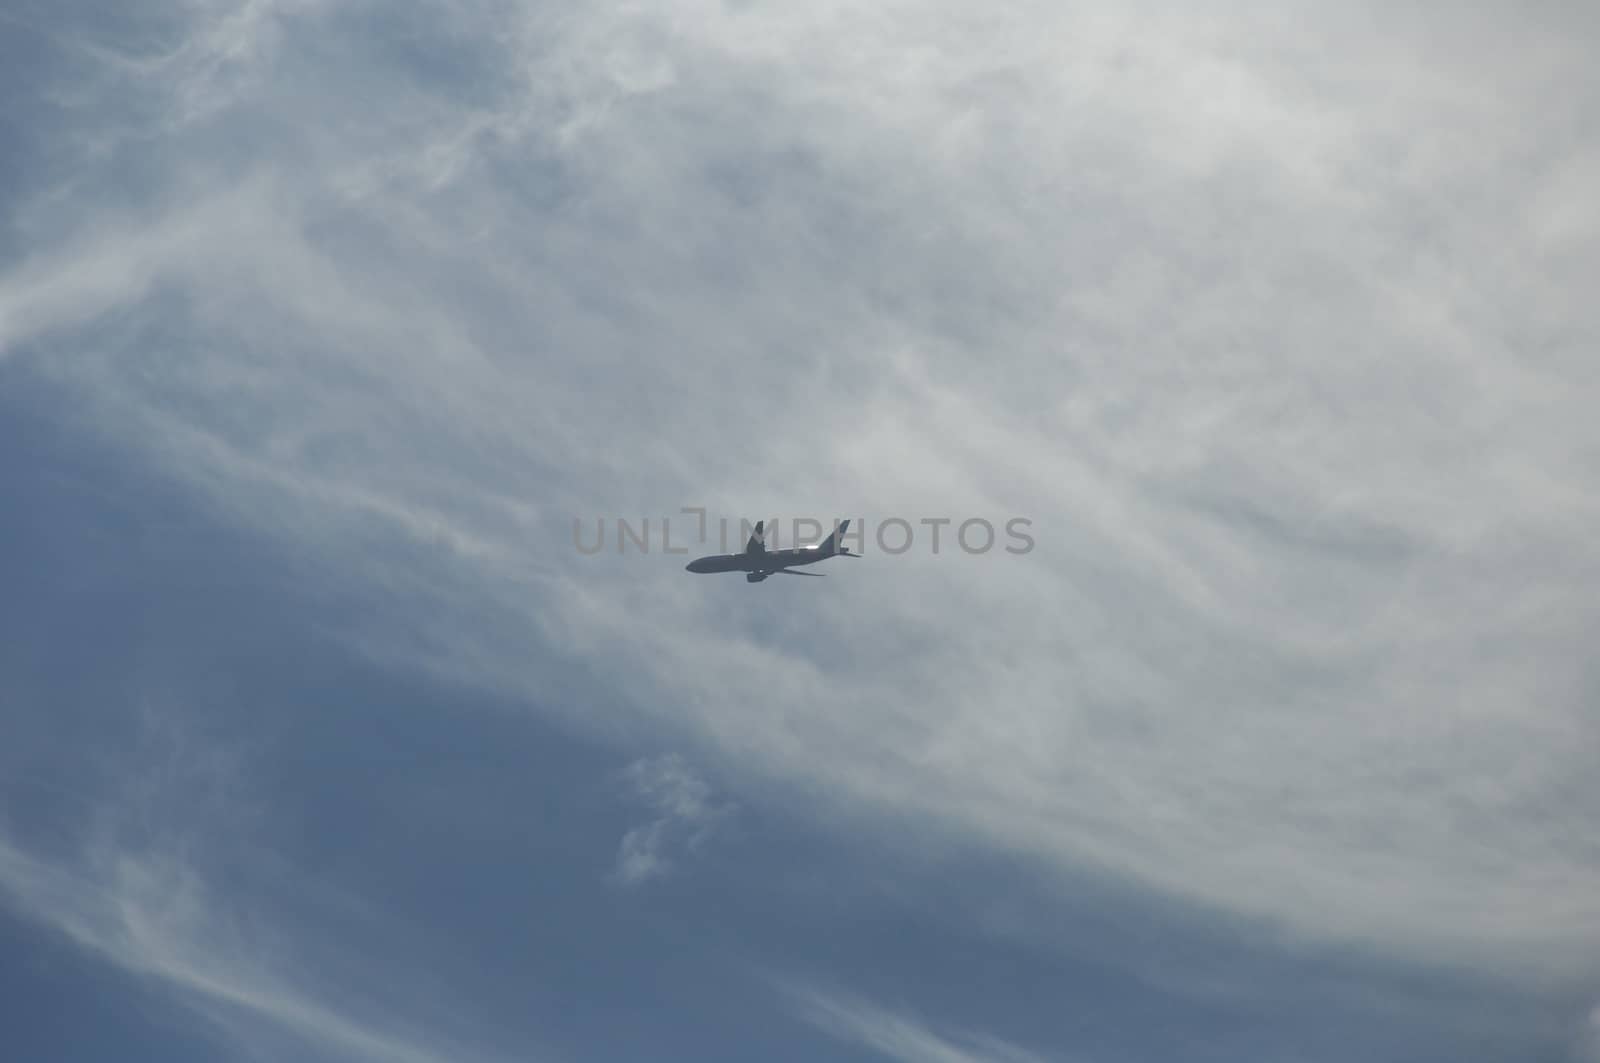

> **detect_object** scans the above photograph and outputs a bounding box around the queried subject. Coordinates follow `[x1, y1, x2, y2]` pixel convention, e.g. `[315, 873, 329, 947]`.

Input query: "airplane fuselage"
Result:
[685, 546, 830, 574]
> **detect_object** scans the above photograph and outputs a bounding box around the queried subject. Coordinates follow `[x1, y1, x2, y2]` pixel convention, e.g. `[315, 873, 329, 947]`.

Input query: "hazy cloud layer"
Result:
[4, 0, 1599, 1054]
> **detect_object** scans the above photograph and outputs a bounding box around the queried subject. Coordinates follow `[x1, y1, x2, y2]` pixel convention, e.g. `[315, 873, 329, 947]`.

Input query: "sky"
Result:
[2, 1, 1599, 1060]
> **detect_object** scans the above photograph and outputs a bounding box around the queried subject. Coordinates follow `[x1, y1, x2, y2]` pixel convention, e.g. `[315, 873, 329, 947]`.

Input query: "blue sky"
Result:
[3, 2, 1599, 1060]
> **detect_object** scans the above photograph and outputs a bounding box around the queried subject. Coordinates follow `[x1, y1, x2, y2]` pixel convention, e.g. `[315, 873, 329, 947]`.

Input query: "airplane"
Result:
[685, 520, 858, 582]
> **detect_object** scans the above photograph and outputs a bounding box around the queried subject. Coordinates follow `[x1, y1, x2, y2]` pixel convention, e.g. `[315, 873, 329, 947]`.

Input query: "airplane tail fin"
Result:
[818, 519, 854, 556]
[745, 520, 767, 555]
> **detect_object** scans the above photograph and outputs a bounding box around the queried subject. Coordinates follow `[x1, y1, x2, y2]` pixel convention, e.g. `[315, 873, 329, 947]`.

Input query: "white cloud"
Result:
[5, 0, 1599, 1001]
[612, 754, 733, 886]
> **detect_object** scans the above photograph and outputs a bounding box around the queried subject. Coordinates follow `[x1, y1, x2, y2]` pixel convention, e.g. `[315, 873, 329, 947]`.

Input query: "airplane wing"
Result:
[745, 519, 767, 555]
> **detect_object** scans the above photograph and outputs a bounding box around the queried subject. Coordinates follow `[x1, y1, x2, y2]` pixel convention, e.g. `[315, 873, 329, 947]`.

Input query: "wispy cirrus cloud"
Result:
[612, 753, 734, 886]
[0, 697, 533, 1063]
[0, 839, 505, 1063]
[784, 983, 1053, 1063]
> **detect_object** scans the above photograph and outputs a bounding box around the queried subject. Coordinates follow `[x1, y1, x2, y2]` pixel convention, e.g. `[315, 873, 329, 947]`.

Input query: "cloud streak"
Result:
[0, 695, 534, 1063]
[0, 836, 519, 1063]
[785, 983, 1053, 1063]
